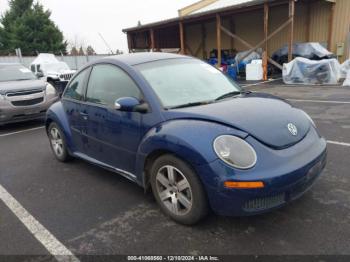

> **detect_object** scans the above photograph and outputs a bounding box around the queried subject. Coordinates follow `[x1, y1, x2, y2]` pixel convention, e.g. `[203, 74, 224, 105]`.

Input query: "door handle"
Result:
[80, 112, 89, 120]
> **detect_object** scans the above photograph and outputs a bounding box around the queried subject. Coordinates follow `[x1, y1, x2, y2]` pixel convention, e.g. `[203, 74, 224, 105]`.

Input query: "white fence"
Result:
[0, 55, 113, 70]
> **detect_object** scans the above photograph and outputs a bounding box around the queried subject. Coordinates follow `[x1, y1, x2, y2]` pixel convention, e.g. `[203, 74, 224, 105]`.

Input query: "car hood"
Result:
[47, 69, 76, 75]
[163, 93, 310, 149]
[0, 79, 46, 95]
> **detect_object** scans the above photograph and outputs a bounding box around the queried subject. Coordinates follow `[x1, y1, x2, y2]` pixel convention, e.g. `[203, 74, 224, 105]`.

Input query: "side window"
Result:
[30, 65, 35, 73]
[64, 68, 89, 100]
[86, 64, 141, 106]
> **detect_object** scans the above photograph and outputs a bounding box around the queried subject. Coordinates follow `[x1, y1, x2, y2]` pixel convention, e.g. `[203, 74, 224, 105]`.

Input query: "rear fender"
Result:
[45, 101, 75, 153]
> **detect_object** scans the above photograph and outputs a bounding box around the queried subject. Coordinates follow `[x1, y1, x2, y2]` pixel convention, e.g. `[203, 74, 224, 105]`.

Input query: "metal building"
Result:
[123, 0, 350, 74]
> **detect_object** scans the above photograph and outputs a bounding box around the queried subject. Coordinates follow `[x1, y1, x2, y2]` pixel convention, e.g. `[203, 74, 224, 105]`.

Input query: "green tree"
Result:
[70, 46, 78, 56]
[86, 45, 96, 55]
[78, 46, 84, 56]
[0, 0, 67, 55]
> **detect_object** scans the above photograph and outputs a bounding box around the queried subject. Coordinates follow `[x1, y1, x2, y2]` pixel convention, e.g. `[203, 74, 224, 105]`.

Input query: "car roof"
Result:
[103, 52, 190, 66]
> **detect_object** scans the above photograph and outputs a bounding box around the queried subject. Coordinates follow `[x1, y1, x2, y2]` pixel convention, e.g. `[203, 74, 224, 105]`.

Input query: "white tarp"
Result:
[283, 57, 341, 85]
[31, 53, 59, 64]
[31, 53, 72, 75]
[343, 71, 350, 87]
[340, 60, 350, 79]
[273, 42, 334, 60]
[235, 48, 262, 65]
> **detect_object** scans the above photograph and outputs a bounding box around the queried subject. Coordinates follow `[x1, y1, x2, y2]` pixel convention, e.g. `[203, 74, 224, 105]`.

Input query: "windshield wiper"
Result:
[167, 101, 213, 110]
[215, 90, 251, 101]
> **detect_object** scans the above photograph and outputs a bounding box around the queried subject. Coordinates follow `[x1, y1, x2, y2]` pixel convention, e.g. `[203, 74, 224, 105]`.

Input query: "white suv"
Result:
[30, 53, 76, 95]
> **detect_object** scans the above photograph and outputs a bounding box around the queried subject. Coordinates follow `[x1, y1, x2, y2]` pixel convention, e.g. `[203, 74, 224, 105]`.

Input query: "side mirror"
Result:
[114, 97, 149, 113]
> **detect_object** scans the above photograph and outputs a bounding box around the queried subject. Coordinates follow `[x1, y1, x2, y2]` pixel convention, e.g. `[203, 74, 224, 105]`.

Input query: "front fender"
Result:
[135, 119, 248, 186]
[46, 101, 75, 153]
[47, 74, 59, 80]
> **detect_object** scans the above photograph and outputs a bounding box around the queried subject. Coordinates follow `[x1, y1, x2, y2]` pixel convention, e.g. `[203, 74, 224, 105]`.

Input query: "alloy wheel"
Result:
[50, 127, 64, 158]
[155, 165, 193, 216]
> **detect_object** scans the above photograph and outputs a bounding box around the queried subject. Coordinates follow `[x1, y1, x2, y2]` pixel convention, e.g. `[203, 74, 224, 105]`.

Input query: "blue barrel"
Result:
[227, 65, 237, 80]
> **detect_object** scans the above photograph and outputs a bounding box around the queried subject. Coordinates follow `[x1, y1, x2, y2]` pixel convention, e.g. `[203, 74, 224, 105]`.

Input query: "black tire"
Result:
[150, 154, 208, 225]
[48, 122, 71, 162]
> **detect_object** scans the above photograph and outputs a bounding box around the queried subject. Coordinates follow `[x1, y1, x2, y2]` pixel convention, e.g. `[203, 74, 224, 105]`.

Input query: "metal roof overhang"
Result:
[123, 0, 283, 33]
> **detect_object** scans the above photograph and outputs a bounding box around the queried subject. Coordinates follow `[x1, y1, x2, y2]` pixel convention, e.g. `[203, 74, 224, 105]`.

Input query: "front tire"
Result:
[48, 122, 71, 162]
[150, 154, 208, 225]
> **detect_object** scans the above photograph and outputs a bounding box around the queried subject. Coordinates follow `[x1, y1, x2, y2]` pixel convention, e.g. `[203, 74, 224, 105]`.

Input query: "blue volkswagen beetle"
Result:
[46, 53, 327, 225]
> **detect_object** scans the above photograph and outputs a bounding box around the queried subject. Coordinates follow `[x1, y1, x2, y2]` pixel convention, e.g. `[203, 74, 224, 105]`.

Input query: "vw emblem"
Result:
[287, 123, 298, 136]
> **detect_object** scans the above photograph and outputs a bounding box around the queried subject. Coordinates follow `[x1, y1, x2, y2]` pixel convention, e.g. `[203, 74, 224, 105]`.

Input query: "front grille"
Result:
[243, 193, 286, 212]
[11, 97, 44, 106]
[6, 89, 43, 97]
[59, 73, 73, 81]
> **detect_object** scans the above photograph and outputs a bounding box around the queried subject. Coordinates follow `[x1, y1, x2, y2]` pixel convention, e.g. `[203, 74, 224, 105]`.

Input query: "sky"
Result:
[0, 0, 196, 54]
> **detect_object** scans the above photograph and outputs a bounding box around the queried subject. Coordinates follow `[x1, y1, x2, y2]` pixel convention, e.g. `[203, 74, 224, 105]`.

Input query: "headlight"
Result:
[302, 111, 316, 127]
[213, 135, 257, 169]
[45, 83, 57, 96]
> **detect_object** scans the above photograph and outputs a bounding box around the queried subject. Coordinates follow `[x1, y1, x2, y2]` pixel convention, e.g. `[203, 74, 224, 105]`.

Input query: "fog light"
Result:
[224, 181, 264, 189]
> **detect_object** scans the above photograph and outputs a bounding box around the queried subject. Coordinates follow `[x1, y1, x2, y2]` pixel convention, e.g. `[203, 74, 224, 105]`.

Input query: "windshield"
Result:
[136, 58, 241, 108]
[0, 64, 36, 82]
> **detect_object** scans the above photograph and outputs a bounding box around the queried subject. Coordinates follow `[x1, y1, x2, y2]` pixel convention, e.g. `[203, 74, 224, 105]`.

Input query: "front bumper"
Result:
[196, 127, 327, 216]
[0, 96, 59, 125]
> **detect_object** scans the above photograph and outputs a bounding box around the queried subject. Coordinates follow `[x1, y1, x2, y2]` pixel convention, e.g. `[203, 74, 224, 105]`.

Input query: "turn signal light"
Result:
[224, 181, 264, 189]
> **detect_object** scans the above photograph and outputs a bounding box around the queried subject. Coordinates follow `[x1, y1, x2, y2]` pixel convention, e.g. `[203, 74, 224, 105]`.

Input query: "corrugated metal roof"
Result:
[191, 0, 257, 15]
[123, 0, 275, 32]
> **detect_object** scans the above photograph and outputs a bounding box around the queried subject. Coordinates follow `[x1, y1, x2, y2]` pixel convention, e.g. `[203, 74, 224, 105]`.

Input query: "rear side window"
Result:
[86, 64, 141, 106]
[64, 68, 89, 100]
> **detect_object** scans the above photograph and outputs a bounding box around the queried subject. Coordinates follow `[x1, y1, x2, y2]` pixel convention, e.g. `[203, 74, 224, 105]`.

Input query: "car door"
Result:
[81, 63, 143, 174]
[61, 67, 91, 154]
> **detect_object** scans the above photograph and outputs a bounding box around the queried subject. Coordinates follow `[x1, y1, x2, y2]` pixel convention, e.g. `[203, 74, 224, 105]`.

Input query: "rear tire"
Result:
[150, 154, 208, 225]
[48, 122, 71, 162]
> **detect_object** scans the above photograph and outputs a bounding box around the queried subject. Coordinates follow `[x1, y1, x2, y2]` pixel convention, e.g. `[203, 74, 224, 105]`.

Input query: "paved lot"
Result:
[0, 83, 350, 259]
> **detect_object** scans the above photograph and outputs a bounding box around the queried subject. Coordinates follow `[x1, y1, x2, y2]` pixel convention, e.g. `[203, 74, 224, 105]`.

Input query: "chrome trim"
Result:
[59, 73, 74, 81]
[6, 91, 45, 102]
[6, 89, 43, 97]
[73, 152, 137, 182]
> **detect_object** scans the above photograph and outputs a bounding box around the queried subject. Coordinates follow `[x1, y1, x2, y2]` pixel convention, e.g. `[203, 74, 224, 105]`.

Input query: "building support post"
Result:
[179, 21, 185, 55]
[150, 29, 155, 52]
[202, 23, 207, 59]
[230, 17, 235, 50]
[216, 14, 222, 68]
[221, 17, 292, 67]
[263, 3, 269, 80]
[328, 2, 335, 52]
[127, 33, 133, 53]
[288, 0, 295, 62]
[220, 25, 284, 70]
